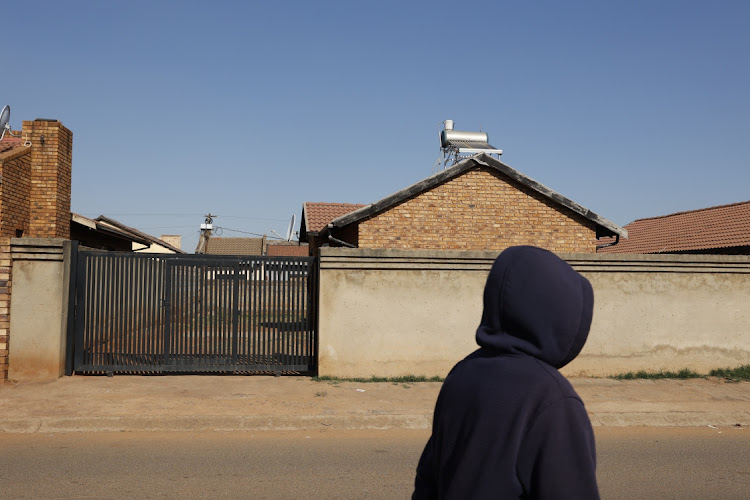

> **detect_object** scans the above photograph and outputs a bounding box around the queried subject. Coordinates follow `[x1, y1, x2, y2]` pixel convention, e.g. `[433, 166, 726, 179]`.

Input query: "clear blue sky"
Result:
[3, 1, 748, 252]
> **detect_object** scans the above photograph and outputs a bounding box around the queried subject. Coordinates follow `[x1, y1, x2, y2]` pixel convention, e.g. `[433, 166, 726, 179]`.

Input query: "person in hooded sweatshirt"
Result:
[413, 245, 599, 500]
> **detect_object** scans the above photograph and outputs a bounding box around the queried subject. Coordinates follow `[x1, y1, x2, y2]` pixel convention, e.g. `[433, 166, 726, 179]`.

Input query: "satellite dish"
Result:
[0, 105, 10, 141]
[285, 214, 296, 241]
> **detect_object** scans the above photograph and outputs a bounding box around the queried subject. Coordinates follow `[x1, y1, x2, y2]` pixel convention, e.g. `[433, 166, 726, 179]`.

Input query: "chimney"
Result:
[161, 235, 181, 250]
[22, 119, 72, 239]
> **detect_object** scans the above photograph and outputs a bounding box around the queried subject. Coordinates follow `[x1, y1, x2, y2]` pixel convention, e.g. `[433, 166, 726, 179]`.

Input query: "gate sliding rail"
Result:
[70, 251, 318, 375]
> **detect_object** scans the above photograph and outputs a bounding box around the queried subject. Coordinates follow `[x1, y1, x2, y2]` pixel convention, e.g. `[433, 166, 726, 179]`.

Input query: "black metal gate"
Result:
[69, 250, 318, 375]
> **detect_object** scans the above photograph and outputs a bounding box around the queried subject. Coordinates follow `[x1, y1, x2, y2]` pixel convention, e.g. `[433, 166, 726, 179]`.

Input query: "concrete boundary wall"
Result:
[318, 248, 750, 378]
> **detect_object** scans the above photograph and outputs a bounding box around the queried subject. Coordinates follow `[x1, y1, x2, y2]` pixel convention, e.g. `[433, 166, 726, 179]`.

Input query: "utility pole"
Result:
[195, 213, 215, 254]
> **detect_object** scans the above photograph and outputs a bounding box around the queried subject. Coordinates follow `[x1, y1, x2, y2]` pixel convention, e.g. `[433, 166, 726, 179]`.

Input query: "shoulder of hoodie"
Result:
[446, 348, 582, 403]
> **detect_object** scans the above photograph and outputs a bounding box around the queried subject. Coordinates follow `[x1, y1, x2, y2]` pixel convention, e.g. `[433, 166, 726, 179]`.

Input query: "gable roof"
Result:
[300, 202, 367, 238]
[328, 154, 626, 239]
[598, 200, 750, 254]
[96, 215, 185, 253]
[203, 237, 265, 256]
[72, 213, 152, 248]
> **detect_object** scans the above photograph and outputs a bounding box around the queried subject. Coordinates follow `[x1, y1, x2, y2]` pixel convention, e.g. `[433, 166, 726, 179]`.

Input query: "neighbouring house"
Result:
[0, 119, 72, 240]
[0, 118, 73, 381]
[267, 241, 309, 257]
[197, 236, 266, 256]
[300, 154, 626, 256]
[299, 202, 367, 255]
[597, 200, 750, 255]
[71, 214, 184, 253]
[95, 216, 182, 253]
[196, 235, 308, 257]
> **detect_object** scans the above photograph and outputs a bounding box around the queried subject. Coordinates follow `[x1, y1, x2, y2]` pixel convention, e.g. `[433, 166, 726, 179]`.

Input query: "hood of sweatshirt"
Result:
[475, 246, 594, 369]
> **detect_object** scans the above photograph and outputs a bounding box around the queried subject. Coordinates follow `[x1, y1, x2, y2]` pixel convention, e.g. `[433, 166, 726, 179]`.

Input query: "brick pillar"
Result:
[0, 237, 11, 382]
[22, 119, 72, 239]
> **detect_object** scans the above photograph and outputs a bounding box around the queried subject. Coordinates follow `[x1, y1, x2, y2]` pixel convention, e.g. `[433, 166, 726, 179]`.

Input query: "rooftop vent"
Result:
[436, 120, 502, 170]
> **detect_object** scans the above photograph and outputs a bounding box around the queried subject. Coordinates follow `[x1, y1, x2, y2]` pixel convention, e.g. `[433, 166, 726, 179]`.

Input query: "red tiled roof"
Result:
[0, 136, 26, 157]
[303, 202, 367, 234]
[267, 244, 309, 257]
[598, 200, 750, 253]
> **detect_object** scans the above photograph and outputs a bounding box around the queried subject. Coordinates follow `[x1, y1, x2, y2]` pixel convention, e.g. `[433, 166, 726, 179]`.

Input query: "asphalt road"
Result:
[1, 427, 748, 499]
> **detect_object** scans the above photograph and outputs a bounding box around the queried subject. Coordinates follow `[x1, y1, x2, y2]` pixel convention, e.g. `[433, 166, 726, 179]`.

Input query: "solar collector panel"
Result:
[447, 140, 497, 150]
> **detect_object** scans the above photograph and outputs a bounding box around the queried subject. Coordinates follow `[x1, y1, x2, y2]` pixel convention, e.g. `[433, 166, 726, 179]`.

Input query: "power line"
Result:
[75, 213, 288, 221]
[213, 226, 271, 238]
[132, 225, 198, 230]
[216, 215, 288, 222]
[76, 213, 206, 217]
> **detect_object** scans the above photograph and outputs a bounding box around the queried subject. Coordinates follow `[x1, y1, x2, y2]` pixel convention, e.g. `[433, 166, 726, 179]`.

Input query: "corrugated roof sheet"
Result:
[71, 213, 152, 247]
[303, 202, 367, 234]
[598, 200, 750, 253]
[95, 216, 185, 253]
[204, 237, 264, 256]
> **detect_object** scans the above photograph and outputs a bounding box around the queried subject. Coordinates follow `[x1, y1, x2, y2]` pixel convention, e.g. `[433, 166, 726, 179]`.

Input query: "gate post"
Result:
[64, 240, 79, 375]
[8, 238, 70, 381]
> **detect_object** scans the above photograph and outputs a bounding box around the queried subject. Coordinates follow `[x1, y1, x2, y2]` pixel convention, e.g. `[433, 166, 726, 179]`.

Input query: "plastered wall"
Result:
[318, 248, 750, 378]
[7, 239, 71, 382]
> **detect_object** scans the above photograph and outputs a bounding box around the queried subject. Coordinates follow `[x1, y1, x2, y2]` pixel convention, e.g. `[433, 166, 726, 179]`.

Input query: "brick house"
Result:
[267, 241, 309, 257]
[300, 154, 626, 255]
[0, 119, 72, 381]
[197, 237, 267, 256]
[71, 213, 184, 253]
[300, 202, 367, 256]
[196, 235, 308, 256]
[598, 200, 750, 254]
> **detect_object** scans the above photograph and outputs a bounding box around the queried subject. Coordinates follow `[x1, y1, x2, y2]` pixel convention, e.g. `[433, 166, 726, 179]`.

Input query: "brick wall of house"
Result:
[357, 168, 597, 253]
[310, 225, 359, 256]
[23, 120, 72, 239]
[333, 224, 359, 248]
[0, 148, 31, 238]
[308, 235, 324, 256]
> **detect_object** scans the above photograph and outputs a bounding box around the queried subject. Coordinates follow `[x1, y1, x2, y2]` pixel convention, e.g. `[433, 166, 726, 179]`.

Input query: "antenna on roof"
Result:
[286, 214, 296, 241]
[271, 214, 297, 241]
[0, 105, 20, 141]
[435, 120, 502, 171]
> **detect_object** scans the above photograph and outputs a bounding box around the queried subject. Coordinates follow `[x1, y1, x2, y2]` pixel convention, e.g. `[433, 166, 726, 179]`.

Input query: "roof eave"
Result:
[330, 158, 479, 228]
[0, 145, 31, 162]
[299, 230, 319, 242]
[329, 153, 628, 238]
[473, 155, 628, 238]
[95, 215, 185, 253]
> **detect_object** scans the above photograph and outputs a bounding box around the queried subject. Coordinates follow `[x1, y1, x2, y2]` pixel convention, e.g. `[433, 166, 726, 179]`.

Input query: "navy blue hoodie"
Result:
[413, 246, 599, 499]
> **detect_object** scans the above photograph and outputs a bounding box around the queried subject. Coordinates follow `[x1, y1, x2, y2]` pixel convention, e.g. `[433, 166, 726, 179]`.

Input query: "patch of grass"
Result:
[709, 365, 750, 382]
[314, 391, 327, 397]
[610, 365, 750, 381]
[610, 369, 703, 380]
[312, 375, 444, 384]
